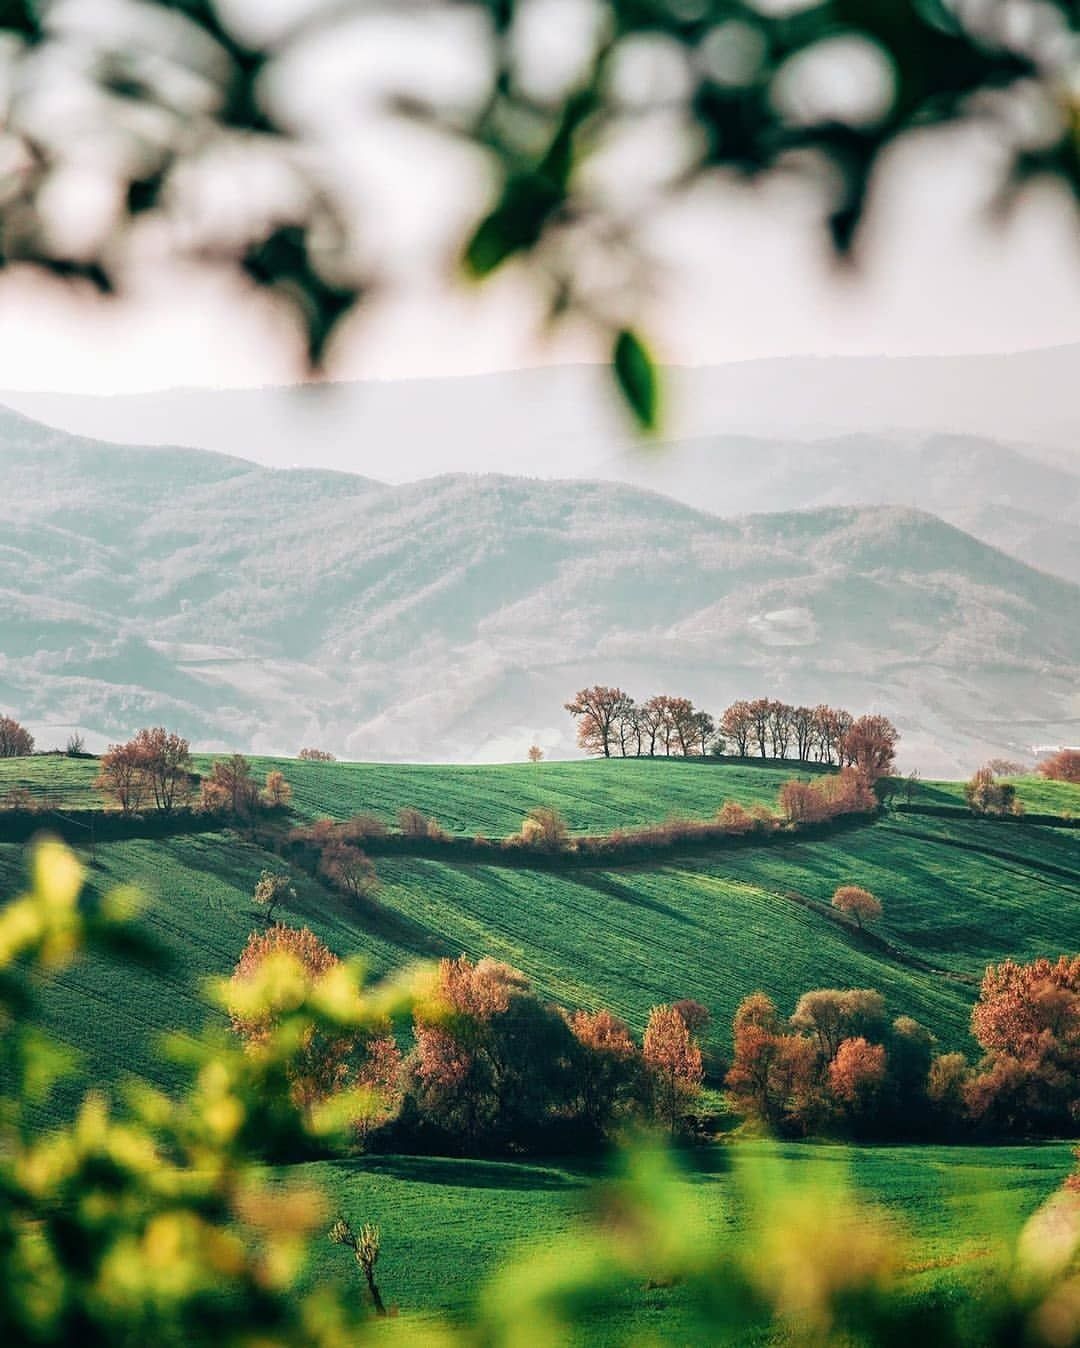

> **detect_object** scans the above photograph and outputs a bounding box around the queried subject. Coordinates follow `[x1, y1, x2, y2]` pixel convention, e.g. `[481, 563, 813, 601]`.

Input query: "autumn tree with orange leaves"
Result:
[564, 686, 634, 758]
[965, 955, 1079, 1135]
[94, 728, 194, 815]
[0, 715, 33, 758]
[832, 885, 883, 930]
[408, 956, 579, 1148]
[725, 993, 819, 1135]
[1038, 749, 1080, 783]
[643, 1003, 704, 1133]
[840, 715, 899, 782]
[95, 742, 150, 816]
[230, 924, 358, 1109]
[828, 1037, 888, 1126]
[567, 1009, 648, 1134]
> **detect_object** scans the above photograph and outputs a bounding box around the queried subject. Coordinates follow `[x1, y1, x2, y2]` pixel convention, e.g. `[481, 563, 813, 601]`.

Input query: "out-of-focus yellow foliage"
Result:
[0, 839, 1076, 1347]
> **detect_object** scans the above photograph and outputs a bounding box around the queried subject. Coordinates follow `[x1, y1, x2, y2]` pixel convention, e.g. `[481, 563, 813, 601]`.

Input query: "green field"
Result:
[1, 754, 1077, 1340]
[4, 754, 1077, 831]
[289, 1140, 1075, 1341]
[912, 773, 1080, 818]
[3, 757, 1077, 1124]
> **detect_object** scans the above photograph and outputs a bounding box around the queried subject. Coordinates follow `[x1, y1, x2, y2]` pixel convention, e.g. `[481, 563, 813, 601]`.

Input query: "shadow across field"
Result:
[345, 1154, 591, 1192]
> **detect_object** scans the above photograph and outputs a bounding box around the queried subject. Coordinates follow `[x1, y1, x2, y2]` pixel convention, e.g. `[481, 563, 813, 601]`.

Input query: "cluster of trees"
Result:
[565, 687, 718, 759]
[298, 747, 337, 762]
[93, 734, 293, 820]
[198, 754, 292, 819]
[565, 688, 899, 780]
[966, 765, 1024, 817]
[6, 841, 1077, 1348]
[231, 936, 708, 1150]
[0, 716, 34, 758]
[95, 728, 195, 815]
[1039, 748, 1080, 783]
[728, 954, 1078, 1139]
[777, 770, 879, 825]
[719, 701, 898, 778]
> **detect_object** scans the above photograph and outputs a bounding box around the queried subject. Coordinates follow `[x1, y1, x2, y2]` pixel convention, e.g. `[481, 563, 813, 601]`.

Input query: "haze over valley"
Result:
[4, 366, 1079, 774]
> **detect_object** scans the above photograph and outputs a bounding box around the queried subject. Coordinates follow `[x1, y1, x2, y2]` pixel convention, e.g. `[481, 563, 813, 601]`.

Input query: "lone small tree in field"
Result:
[329, 1219, 386, 1316]
[0, 716, 34, 758]
[527, 744, 544, 763]
[253, 870, 296, 923]
[261, 769, 293, 811]
[965, 766, 1022, 817]
[832, 885, 883, 931]
[320, 839, 378, 899]
[643, 1003, 703, 1133]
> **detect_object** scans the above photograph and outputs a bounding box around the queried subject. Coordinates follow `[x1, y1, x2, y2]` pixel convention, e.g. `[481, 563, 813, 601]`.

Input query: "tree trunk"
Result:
[364, 1268, 386, 1317]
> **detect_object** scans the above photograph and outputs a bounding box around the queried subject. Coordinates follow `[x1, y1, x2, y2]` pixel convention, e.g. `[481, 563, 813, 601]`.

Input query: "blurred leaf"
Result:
[612, 328, 659, 432]
[463, 173, 565, 278]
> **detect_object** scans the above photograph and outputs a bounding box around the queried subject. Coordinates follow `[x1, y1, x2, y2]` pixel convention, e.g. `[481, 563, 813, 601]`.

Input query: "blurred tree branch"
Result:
[0, 0, 1075, 425]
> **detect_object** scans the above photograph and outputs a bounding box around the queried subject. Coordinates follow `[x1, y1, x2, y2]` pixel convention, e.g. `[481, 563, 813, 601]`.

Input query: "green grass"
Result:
[4, 754, 1078, 828]
[911, 773, 1080, 818]
[4, 759, 1077, 1122]
[2, 756, 1076, 1342]
[0, 755, 821, 828]
[0, 754, 104, 810]
[240, 756, 815, 834]
[288, 1140, 1075, 1342]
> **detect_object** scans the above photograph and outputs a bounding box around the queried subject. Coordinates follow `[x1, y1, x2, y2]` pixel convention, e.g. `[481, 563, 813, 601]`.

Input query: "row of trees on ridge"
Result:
[564, 688, 899, 779]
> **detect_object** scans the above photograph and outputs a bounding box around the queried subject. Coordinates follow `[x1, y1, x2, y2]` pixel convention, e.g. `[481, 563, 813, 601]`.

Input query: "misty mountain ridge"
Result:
[5, 349, 1079, 586]
[2, 410, 1078, 775]
[5, 344, 1079, 476]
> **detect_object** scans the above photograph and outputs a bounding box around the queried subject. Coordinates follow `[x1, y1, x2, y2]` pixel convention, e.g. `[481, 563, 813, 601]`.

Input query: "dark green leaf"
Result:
[612, 328, 660, 432]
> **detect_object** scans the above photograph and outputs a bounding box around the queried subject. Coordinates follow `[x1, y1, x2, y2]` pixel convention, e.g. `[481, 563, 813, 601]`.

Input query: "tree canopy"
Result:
[0, 1, 1075, 423]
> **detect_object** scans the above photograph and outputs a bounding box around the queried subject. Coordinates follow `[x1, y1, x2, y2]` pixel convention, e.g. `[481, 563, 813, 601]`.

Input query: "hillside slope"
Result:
[3, 413, 1080, 771]
[611, 431, 1080, 584]
[2, 759, 1076, 1129]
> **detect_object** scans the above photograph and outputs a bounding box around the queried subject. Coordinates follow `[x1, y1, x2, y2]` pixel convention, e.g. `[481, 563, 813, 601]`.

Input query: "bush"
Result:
[965, 766, 1023, 816]
[519, 806, 569, 851]
[1038, 749, 1080, 784]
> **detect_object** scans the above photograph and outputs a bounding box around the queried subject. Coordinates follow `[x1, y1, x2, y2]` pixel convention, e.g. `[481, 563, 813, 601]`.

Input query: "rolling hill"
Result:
[3, 409, 1080, 773]
[7, 353, 1080, 585]
[3, 755, 1077, 1129]
[2, 754, 1075, 1335]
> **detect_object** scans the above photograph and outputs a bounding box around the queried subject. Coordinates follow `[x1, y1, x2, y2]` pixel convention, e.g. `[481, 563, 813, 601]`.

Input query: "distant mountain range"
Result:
[6, 348, 1078, 585]
[2, 405, 1077, 775]
[5, 345, 1079, 473]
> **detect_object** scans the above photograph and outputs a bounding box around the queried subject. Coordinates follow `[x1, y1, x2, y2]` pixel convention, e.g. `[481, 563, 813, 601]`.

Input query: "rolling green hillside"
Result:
[294, 1140, 1075, 1339]
[2, 754, 1077, 829]
[3, 758, 1077, 1129]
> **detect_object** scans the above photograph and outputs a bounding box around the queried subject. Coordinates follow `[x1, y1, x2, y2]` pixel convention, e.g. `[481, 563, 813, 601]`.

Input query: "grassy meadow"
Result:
[293, 1141, 1075, 1341]
[1, 753, 1076, 1339]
